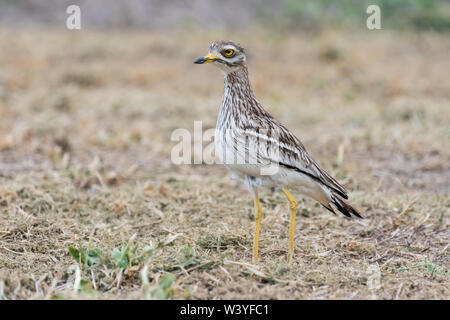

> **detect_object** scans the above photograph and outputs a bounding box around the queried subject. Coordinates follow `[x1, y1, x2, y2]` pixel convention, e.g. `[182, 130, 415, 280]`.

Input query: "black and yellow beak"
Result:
[194, 53, 219, 64]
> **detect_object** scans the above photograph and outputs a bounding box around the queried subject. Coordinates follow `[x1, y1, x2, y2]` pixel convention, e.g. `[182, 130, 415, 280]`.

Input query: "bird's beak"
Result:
[194, 53, 219, 64]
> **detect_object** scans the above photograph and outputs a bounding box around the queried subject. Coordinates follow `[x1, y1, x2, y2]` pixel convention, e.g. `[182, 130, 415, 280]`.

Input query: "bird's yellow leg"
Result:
[282, 188, 298, 264]
[252, 196, 263, 264]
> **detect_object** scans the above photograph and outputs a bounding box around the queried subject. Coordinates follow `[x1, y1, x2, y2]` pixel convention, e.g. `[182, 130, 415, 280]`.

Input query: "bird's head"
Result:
[194, 40, 246, 73]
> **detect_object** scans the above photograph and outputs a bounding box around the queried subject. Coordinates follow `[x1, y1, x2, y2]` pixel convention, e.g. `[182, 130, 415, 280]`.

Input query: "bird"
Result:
[194, 40, 362, 264]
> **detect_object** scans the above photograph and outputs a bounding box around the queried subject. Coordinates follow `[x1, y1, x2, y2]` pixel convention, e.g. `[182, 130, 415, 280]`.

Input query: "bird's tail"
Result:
[321, 192, 363, 219]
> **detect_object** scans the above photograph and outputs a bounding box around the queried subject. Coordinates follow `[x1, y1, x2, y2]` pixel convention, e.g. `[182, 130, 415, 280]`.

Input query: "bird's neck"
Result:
[218, 66, 261, 129]
[223, 67, 255, 99]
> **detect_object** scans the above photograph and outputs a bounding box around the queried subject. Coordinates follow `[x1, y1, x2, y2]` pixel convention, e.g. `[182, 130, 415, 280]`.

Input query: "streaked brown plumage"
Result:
[195, 40, 362, 263]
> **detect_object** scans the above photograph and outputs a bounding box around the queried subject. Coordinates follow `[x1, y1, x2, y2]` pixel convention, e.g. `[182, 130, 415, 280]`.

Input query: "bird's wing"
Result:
[273, 122, 349, 199]
[226, 116, 348, 199]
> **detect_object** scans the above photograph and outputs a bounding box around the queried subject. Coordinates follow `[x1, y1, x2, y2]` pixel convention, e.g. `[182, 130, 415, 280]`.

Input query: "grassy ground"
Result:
[0, 27, 448, 299]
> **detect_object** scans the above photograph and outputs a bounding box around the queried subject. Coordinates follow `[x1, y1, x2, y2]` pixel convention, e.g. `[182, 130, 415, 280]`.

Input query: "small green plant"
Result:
[111, 235, 154, 269]
[112, 245, 133, 268]
[152, 274, 175, 299]
[68, 235, 154, 271]
[396, 257, 447, 276]
[68, 246, 102, 267]
[141, 266, 175, 300]
[421, 258, 446, 276]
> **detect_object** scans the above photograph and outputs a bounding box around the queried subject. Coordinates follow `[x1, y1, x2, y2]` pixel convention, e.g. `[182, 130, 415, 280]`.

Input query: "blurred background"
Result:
[0, 0, 449, 299]
[1, 0, 450, 31]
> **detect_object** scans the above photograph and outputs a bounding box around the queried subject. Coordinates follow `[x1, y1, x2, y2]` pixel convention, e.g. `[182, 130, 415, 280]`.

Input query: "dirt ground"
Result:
[0, 27, 448, 299]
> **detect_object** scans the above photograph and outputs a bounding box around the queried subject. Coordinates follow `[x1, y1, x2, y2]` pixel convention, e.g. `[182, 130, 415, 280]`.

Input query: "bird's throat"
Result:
[223, 67, 253, 94]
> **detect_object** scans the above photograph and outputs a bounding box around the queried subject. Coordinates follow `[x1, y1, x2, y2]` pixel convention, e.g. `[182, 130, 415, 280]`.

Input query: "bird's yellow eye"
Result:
[223, 49, 234, 57]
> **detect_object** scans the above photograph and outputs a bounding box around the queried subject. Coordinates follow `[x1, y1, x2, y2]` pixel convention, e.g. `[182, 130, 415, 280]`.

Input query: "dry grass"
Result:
[0, 27, 449, 299]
